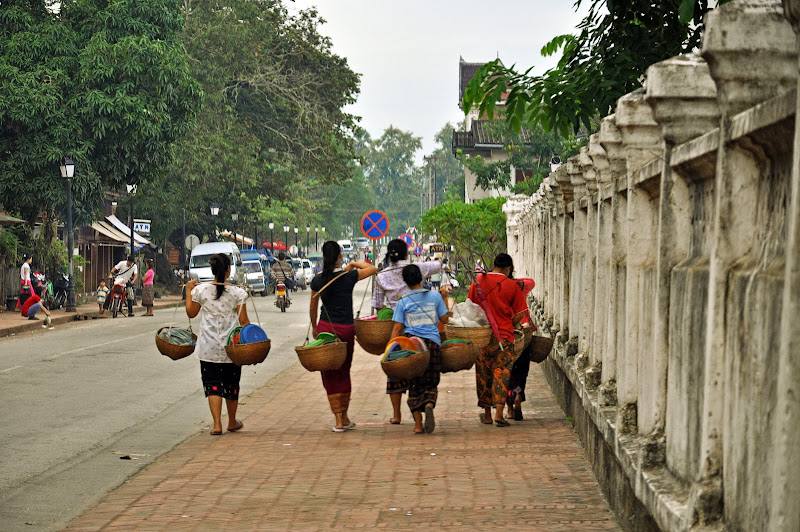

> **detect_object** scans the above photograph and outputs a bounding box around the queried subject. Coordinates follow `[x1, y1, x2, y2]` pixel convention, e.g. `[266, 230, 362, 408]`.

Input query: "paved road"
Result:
[0, 285, 328, 531]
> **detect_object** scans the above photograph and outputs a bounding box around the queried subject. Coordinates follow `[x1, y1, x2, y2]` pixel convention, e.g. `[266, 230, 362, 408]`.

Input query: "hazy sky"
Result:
[287, 0, 588, 162]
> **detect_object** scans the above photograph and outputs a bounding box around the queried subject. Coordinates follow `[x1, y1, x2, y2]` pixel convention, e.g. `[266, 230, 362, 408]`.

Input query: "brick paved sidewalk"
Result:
[66, 347, 619, 531]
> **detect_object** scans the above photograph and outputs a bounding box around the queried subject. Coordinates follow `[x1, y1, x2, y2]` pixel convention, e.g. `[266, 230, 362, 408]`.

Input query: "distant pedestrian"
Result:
[469, 253, 527, 427]
[185, 253, 250, 436]
[17, 254, 33, 309]
[21, 285, 52, 322]
[141, 259, 155, 316]
[372, 239, 442, 424]
[309, 241, 376, 432]
[106, 255, 138, 317]
[96, 280, 110, 317]
[390, 264, 451, 434]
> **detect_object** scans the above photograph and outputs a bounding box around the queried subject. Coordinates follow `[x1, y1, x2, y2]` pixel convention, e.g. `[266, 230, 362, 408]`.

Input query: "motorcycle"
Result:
[49, 272, 70, 309]
[274, 281, 291, 313]
[108, 277, 128, 318]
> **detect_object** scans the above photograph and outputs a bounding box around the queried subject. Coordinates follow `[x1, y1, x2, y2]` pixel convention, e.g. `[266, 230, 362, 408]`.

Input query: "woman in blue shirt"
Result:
[391, 264, 451, 434]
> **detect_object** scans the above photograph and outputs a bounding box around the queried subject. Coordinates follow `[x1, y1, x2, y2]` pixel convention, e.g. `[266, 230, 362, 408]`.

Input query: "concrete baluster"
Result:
[643, 53, 720, 469]
[598, 115, 626, 407]
[615, 89, 663, 434]
[579, 147, 599, 374]
[697, 0, 797, 524]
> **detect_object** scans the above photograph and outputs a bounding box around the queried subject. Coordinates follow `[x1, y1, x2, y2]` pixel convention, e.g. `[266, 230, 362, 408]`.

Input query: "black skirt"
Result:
[200, 361, 242, 400]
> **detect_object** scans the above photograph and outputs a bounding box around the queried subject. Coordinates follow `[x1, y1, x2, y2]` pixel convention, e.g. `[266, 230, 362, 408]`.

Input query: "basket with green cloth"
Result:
[439, 338, 478, 373]
[156, 327, 197, 360]
[354, 308, 395, 355]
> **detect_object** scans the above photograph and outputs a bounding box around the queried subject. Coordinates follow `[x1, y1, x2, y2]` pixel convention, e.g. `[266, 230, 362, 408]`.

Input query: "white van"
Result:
[337, 239, 354, 256]
[189, 242, 246, 286]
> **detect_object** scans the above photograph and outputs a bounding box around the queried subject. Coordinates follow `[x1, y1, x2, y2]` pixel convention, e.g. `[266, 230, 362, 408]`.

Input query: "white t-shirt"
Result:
[20, 262, 30, 283]
[191, 283, 247, 363]
[112, 261, 138, 285]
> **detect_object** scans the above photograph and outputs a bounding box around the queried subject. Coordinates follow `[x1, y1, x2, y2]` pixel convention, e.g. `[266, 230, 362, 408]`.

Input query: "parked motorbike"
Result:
[274, 281, 291, 313]
[108, 277, 128, 318]
[49, 272, 70, 309]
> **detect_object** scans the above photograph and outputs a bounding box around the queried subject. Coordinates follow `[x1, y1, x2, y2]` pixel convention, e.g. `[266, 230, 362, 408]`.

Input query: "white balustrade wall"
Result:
[503, 1, 800, 530]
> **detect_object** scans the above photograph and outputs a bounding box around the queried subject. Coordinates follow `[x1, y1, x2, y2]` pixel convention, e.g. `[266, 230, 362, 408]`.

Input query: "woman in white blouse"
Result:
[186, 253, 250, 436]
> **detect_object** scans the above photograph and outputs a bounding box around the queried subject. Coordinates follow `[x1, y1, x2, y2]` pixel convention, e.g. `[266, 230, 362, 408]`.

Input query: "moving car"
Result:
[189, 242, 246, 285]
[291, 258, 307, 289]
[302, 259, 314, 286]
[242, 259, 267, 296]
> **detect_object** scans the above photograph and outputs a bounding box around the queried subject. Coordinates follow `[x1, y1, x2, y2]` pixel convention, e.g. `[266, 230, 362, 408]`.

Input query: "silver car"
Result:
[291, 258, 307, 289]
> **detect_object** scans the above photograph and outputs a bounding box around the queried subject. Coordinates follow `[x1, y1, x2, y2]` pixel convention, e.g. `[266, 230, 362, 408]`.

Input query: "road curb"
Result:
[0, 300, 183, 339]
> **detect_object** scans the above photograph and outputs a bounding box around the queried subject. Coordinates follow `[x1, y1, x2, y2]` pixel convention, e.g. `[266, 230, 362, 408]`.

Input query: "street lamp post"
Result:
[314, 226, 319, 251]
[210, 202, 219, 241]
[60, 156, 77, 312]
[294, 226, 298, 255]
[231, 212, 239, 249]
[305, 225, 310, 255]
[269, 220, 274, 255]
[126, 183, 137, 260]
[283, 224, 289, 254]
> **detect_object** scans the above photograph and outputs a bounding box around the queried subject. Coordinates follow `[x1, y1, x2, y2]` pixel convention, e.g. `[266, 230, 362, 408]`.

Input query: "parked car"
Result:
[291, 258, 307, 289]
[242, 259, 267, 296]
[189, 242, 246, 285]
[302, 259, 314, 286]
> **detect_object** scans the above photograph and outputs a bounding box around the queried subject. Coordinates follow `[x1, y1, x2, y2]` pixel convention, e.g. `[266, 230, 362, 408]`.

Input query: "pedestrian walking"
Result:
[185, 253, 250, 436]
[372, 239, 442, 424]
[309, 241, 376, 432]
[390, 264, 450, 434]
[468, 253, 527, 427]
[96, 279, 110, 317]
[141, 259, 155, 316]
[17, 254, 33, 309]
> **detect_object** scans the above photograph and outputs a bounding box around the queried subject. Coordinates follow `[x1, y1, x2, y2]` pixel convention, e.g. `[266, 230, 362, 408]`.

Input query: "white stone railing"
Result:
[503, 1, 800, 530]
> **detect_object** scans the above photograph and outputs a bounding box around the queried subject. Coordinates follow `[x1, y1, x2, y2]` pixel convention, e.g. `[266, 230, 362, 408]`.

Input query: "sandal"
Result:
[495, 419, 511, 427]
[210, 429, 223, 436]
[227, 420, 244, 433]
[390, 418, 401, 425]
[424, 405, 435, 434]
[479, 413, 493, 425]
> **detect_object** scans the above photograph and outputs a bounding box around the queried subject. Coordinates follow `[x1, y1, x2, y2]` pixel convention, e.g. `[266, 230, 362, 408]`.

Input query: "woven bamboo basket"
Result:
[529, 335, 554, 363]
[440, 343, 478, 373]
[225, 340, 271, 366]
[514, 330, 525, 358]
[155, 327, 197, 360]
[445, 325, 493, 349]
[354, 319, 395, 355]
[295, 341, 347, 372]
[381, 349, 430, 380]
[522, 326, 533, 348]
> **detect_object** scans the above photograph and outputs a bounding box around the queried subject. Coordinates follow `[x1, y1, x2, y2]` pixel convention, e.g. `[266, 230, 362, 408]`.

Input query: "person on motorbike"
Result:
[106, 255, 139, 316]
[270, 252, 296, 298]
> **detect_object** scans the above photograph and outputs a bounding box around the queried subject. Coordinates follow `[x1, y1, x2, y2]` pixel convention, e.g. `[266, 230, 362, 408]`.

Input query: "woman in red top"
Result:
[468, 253, 527, 426]
[141, 259, 155, 316]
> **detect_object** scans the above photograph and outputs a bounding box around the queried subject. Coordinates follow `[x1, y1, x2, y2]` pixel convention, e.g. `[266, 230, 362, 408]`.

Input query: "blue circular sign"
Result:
[361, 210, 389, 240]
[414, 245, 423, 255]
[399, 233, 414, 247]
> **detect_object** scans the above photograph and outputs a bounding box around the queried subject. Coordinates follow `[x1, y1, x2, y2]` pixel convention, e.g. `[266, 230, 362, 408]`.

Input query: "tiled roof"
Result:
[459, 58, 485, 108]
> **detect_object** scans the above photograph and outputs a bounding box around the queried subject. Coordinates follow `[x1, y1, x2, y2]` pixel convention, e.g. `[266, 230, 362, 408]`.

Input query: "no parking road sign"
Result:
[413, 245, 423, 256]
[399, 233, 414, 248]
[361, 210, 389, 240]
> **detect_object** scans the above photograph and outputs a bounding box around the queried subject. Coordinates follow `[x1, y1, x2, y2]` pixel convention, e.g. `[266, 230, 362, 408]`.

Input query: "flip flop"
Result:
[390, 418, 401, 425]
[343, 421, 356, 430]
[210, 430, 223, 436]
[424, 405, 435, 434]
[495, 419, 511, 427]
[227, 420, 244, 433]
[479, 413, 493, 425]
[414, 430, 425, 435]
[332, 426, 345, 432]
[513, 406, 523, 421]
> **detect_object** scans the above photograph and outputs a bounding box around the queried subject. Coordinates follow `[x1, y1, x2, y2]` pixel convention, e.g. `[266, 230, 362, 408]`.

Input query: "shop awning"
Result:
[0, 213, 25, 225]
[106, 215, 152, 249]
[91, 221, 131, 245]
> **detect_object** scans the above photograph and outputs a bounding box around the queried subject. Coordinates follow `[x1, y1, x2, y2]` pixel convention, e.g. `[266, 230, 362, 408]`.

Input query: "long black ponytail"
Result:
[209, 253, 230, 300]
[320, 241, 341, 284]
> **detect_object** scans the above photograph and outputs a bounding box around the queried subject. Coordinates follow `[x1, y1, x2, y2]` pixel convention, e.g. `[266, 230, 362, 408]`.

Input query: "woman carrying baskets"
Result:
[372, 239, 442, 424]
[468, 253, 527, 427]
[185, 253, 250, 436]
[310, 241, 377, 432]
[390, 264, 451, 434]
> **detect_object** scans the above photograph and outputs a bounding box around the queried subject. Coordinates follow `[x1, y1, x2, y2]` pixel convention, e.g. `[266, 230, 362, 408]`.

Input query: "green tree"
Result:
[364, 126, 423, 232]
[423, 122, 464, 204]
[463, 0, 731, 137]
[419, 197, 507, 284]
[0, 0, 202, 225]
